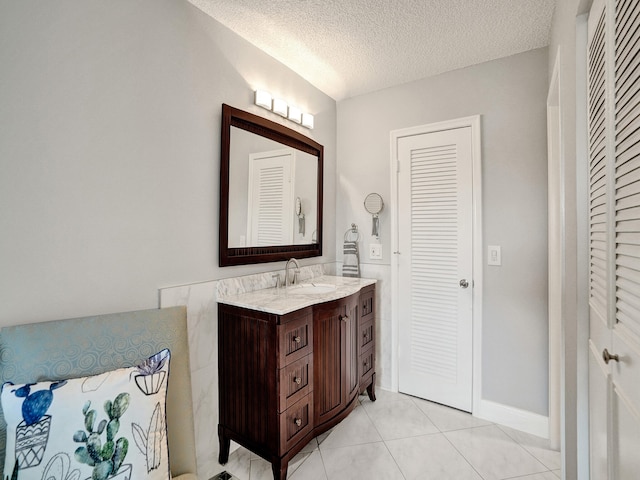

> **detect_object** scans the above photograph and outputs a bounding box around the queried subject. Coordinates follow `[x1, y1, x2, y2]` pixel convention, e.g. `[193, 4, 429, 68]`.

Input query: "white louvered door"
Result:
[397, 126, 473, 412]
[587, 0, 640, 477]
[247, 149, 294, 246]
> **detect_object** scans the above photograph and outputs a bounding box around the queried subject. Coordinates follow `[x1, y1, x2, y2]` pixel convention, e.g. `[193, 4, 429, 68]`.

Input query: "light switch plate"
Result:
[488, 245, 501, 266]
[369, 243, 382, 260]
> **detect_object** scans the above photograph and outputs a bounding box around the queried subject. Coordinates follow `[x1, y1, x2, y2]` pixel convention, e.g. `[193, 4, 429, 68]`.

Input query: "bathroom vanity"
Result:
[217, 276, 376, 480]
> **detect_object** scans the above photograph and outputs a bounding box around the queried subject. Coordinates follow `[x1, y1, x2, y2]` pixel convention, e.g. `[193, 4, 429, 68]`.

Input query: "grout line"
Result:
[317, 443, 330, 479]
[380, 438, 408, 480]
[501, 472, 559, 480]
[440, 429, 489, 480]
[356, 395, 407, 479]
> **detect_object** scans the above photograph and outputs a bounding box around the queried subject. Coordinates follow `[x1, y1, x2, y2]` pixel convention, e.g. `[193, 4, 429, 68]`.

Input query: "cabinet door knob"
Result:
[293, 336, 301, 344]
[602, 348, 620, 364]
[294, 418, 302, 427]
[293, 376, 301, 385]
[340, 314, 349, 322]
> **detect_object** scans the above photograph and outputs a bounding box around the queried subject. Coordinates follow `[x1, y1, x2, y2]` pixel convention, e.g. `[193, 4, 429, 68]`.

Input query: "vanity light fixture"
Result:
[301, 112, 315, 129]
[272, 97, 288, 117]
[253, 90, 314, 129]
[254, 90, 272, 109]
[287, 105, 302, 124]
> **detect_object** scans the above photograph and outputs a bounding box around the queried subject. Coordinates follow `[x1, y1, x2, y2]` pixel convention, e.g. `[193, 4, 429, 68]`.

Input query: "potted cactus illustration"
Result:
[73, 393, 132, 480]
[131, 402, 165, 472]
[11, 380, 67, 469]
[41, 453, 81, 480]
[131, 349, 169, 395]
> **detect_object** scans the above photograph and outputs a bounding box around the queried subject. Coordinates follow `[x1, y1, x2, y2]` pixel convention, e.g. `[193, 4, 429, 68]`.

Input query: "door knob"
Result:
[459, 279, 469, 289]
[602, 348, 619, 364]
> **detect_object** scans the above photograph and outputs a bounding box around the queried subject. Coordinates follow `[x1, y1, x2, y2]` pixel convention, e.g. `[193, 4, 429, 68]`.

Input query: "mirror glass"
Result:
[220, 104, 323, 266]
[228, 127, 318, 247]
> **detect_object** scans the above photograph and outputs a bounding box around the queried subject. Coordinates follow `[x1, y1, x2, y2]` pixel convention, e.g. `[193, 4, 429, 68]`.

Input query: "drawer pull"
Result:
[293, 376, 302, 385]
[293, 336, 301, 344]
[602, 348, 619, 364]
[294, 418, 302, 427]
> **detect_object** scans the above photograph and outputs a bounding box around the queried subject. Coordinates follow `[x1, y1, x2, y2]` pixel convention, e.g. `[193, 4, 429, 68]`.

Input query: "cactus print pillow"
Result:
[1, 349, 171, 480]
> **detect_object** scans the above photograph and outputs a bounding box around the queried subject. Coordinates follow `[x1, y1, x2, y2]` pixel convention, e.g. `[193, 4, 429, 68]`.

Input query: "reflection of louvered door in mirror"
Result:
[587, 0, 640, 477]
[246, 149, 294, 246]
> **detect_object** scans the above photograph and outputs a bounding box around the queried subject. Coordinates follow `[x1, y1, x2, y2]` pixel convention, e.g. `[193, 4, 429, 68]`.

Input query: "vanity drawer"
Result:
[278, 311, 313, 365]
[278, 354, 313, 412]
[359, 347, 375, 383]
[359, 319, 374, 352]
[360, 286, 375, 322]
[279, 394, 313, 454]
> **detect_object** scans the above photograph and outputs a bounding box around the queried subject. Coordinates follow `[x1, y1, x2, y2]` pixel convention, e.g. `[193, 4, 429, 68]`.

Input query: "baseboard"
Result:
[474, 399, 549, 439]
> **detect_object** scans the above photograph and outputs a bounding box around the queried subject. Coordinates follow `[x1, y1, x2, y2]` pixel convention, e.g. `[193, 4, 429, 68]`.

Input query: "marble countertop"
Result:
[217, 275, 376, 315]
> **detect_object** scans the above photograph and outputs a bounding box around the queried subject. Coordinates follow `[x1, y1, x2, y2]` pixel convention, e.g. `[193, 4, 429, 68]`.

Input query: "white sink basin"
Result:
[288, 283, 337, 295]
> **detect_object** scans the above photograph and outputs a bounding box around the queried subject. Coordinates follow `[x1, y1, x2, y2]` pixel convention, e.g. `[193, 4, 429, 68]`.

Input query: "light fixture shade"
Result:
[255, 90, 272, 109]
[287, 105, 302, 123]
[301, 112, 314, 129]
[272, 97, 288, 117]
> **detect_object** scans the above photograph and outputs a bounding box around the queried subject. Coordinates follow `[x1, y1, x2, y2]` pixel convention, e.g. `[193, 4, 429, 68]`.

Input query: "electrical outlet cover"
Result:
[369, 244, 382, 260]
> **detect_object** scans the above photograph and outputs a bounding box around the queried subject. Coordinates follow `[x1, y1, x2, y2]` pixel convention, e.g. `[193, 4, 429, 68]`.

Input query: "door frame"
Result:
[390, 115, 483, 413]
[547, 46, 564, 454]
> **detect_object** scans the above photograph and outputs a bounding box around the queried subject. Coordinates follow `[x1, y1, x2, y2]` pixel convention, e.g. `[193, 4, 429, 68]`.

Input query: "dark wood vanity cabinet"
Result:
[217, 284, 376, 480]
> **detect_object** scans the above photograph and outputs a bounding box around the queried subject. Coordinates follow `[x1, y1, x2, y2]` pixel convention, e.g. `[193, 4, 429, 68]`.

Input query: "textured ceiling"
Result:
[189, 0, 556, 101]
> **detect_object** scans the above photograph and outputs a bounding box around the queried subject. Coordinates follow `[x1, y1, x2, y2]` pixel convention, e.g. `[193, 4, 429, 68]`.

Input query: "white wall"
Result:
[337, 48, 550, 416]
[0, 0, 337, 327]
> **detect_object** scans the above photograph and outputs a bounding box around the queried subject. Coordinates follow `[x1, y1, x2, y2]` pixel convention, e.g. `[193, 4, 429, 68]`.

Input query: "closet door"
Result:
[587, 0, 610, 476]
[396, 125, 474, 412]
[611, 0, 640, 477]
[587, 0, 640, 477]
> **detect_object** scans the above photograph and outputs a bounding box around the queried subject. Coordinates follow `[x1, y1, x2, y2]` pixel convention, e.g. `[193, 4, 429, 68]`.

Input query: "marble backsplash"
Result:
[216, 263, 325, 297]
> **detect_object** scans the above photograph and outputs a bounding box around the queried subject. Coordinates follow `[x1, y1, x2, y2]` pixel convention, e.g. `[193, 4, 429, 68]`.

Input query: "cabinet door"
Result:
[314, 295, 359, 426]
[314, 299, 345, 425]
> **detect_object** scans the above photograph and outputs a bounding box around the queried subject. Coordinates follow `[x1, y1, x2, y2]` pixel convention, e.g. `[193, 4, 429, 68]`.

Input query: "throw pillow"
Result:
[1, 349, 171, 480]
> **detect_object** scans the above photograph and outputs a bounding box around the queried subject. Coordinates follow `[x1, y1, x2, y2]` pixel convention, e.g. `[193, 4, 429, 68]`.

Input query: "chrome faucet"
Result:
[285, 258, 300, 287]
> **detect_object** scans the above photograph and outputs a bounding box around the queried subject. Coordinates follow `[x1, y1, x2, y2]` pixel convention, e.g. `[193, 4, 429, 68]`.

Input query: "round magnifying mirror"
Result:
[296, 197, 302, 216]
[364, 193, 384, 215]
[364, 193, 384, 237]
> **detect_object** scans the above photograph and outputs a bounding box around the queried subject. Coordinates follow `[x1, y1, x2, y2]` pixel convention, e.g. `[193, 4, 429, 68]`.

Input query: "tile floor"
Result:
[219, 389, 562, 480]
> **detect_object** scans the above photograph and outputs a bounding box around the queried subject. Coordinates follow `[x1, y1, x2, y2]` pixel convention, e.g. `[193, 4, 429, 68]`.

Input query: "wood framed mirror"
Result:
[219, 104, 323, 266]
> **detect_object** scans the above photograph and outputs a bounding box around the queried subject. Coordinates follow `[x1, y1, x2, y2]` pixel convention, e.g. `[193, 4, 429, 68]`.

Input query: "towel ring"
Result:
[344, 223, 361, 242]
